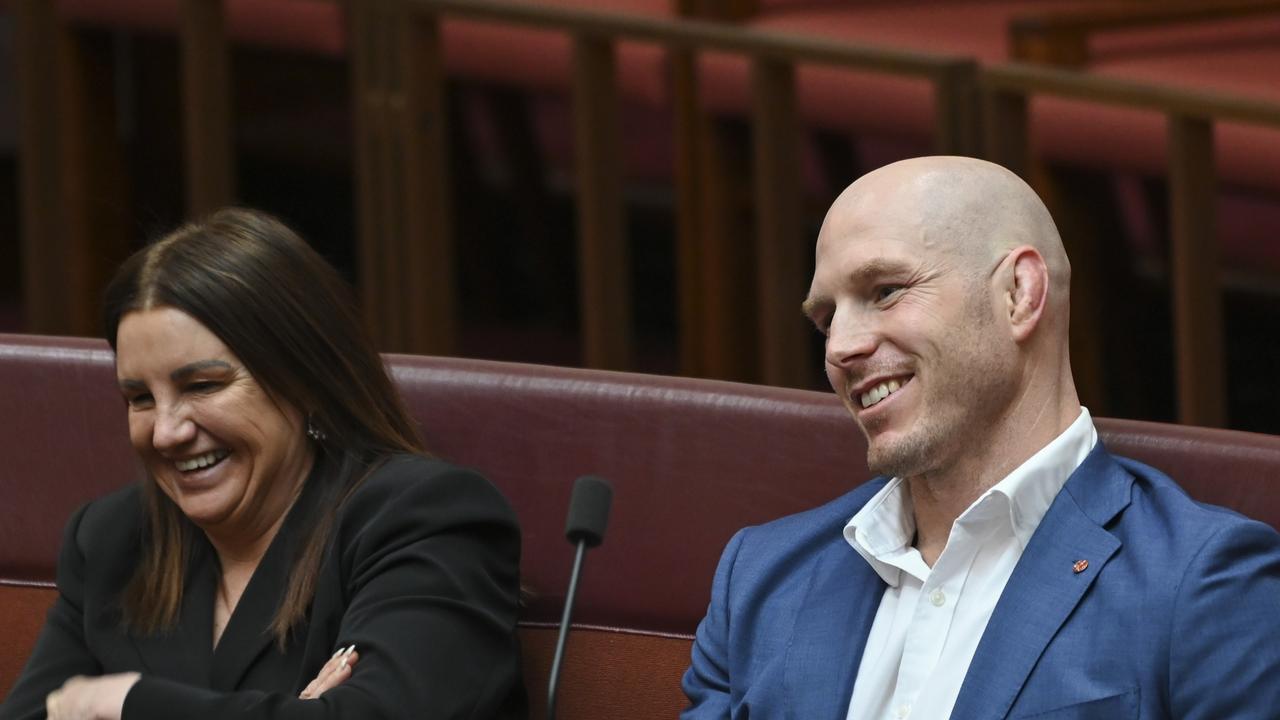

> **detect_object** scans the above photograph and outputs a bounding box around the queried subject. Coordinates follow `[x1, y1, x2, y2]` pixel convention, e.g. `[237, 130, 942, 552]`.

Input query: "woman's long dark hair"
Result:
[104, 208, 424, 645]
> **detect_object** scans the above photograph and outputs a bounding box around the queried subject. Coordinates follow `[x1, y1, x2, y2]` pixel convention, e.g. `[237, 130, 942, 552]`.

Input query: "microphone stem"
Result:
[547, 540, 588, 720]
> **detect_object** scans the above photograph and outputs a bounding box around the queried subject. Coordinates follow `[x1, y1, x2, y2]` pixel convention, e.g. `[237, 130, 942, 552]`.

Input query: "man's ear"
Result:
[1005, 246, 1048, 342]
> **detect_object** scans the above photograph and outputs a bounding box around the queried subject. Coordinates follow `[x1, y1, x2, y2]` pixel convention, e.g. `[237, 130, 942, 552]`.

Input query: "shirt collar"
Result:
[843, 407, 1097, 585]
[984, 406, 1096, 549]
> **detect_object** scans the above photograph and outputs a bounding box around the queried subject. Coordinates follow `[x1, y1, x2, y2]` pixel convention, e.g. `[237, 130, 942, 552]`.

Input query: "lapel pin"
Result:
[1072, 559, 1089, 574]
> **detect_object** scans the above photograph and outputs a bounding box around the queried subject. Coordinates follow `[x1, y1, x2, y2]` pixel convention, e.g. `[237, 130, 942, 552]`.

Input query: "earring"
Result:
[306, 416, 327, 442]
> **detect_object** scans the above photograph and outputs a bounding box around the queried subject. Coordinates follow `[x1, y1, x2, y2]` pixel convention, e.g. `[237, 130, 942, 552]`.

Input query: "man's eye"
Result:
[875, 285, 903, 302]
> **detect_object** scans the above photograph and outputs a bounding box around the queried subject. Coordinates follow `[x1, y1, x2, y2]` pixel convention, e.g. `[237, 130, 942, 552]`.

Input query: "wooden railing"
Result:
[1010, 0, 1280, 67]
[12, 0, 237, 338]
[16, 0, 1275, 424]
[984, 64, 1280, 427]
[359, 0, 980, 385]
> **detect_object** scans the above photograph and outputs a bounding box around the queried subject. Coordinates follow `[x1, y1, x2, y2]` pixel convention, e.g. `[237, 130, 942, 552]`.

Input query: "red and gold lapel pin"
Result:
[1072, 559, 1089, 574]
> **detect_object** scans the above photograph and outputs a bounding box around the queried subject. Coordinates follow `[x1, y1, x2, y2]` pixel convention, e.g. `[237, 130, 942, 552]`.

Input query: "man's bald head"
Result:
[821, 156, 1070, 314]
[807, 156, 1081, 482]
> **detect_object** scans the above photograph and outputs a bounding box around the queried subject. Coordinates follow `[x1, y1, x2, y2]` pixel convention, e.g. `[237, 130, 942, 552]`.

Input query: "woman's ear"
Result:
[1005, 246, 1048, 343]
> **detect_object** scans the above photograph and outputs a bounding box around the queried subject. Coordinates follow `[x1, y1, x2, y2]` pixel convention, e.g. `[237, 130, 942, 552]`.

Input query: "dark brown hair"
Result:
[104, 208, 424, 644]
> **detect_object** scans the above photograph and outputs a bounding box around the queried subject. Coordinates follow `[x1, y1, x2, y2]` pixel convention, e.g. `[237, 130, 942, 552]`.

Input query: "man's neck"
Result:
[908, 391, 1081, 566]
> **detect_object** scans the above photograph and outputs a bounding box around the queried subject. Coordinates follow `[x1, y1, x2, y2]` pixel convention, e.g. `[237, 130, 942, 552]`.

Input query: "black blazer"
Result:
[0, 454, 526, 719]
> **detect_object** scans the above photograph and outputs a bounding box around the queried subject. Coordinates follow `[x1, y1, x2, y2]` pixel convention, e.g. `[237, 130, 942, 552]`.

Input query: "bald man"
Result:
[682, 157, 1280, 719]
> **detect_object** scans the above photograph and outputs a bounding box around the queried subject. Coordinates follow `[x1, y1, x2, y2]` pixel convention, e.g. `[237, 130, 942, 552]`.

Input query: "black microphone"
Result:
[547, 475, 613, 720]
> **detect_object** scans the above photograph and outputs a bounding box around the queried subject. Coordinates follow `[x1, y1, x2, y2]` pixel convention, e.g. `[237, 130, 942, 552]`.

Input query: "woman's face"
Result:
[114, 306, 313, 540]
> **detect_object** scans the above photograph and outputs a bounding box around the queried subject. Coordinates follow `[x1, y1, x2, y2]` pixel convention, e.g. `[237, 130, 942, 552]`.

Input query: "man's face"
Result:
[804, 197, 1017, 479]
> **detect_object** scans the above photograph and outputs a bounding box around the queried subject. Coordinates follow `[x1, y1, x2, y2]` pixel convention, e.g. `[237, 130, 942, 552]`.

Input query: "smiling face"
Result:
[804, 172, 1020, 479]
[115, 306, 314, 539]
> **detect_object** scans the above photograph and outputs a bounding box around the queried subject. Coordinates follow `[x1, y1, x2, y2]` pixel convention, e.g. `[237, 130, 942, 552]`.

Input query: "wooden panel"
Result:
[398, 11, 455, 355]
[1167, 115, 1224, 427]
[520, 624, 693, 720]
[572, 35, 631, 370]
[14, 0, 70, 334]
[671, 48, 705, 377]
[751, 56, 808, 389]
[933, 63, 981, 156]
[350, 0, 399, 348]
[15, 2, 130, 337]
[672, 47, 757, 383]
[180, 0, 236, 216]
[982, 87, 1030, 180]
[376, 0, 409, 350]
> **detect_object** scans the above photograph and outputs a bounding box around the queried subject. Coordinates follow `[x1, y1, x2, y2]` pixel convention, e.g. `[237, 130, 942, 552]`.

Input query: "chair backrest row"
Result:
[4, 332, 1280, 714]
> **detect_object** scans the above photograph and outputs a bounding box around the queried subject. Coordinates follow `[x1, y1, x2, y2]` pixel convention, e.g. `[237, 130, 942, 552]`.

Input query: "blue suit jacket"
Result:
[682, 444, 1280, 719]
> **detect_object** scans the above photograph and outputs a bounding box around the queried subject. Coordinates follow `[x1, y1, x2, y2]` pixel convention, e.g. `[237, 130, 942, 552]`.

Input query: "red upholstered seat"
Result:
[3, 334, 1280, 712]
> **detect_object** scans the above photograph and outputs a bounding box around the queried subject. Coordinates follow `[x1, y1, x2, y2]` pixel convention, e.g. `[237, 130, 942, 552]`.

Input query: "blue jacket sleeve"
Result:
[1169, 515, 1280, 719]
[681, 529, 748, 720]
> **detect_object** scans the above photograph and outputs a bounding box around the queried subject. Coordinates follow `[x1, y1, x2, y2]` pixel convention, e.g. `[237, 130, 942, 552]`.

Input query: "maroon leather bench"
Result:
[3, 332, 1280, 717]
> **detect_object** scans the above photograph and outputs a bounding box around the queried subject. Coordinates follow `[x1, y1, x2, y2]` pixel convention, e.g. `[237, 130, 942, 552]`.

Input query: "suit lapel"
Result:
[208, 524, 293, 690]
[130, 539, 216, 684]
[784, 482, 889, 720]
[950, 445, 1133, 720]
[209, 474, 326, 690]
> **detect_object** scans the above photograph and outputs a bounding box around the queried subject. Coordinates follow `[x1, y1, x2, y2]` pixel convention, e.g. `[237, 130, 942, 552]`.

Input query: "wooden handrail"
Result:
[1013, 0, 1280, 35]
[409, 0, 971, 80]
[986, 63, 1280, 126]
[982, 61, 1280, 426]
[1010, 0, 1280, 66]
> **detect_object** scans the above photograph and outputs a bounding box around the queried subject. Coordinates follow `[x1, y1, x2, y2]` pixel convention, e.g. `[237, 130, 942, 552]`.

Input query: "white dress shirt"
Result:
[844, 408, 1097, 720]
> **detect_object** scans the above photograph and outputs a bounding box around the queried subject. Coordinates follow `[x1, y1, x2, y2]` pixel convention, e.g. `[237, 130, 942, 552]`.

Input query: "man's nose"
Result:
[152, 402, 196, 450]
[825, 311, 878, 368]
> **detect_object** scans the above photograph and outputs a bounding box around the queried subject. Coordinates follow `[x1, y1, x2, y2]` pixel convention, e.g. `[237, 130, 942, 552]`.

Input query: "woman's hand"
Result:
[46, 672, 140, 720]
[300, 644, 360, 700]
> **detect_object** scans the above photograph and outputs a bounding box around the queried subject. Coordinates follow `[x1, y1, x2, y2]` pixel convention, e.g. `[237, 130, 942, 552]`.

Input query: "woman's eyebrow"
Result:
[170, 359, 233, 382]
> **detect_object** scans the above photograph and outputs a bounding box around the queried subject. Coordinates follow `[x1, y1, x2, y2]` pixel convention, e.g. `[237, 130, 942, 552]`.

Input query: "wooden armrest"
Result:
[1010, 0, 1280, 67]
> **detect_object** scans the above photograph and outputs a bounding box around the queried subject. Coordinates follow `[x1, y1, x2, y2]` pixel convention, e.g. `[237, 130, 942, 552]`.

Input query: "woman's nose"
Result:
[152, 403, 197, 450]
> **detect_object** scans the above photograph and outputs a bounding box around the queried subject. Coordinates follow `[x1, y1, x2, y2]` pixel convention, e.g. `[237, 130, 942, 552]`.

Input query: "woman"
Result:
[0, 209, 526, 719]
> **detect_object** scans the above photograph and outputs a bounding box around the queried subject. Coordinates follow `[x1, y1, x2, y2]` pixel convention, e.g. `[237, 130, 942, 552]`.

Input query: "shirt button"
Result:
[930, 589, 946, 607]
[895, 703, 911, 719]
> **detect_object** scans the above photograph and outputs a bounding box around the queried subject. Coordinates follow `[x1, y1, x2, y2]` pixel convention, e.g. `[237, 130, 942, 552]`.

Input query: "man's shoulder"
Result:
[1123, 453, 1270, 524]
[1087, 448, 1279, 554]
